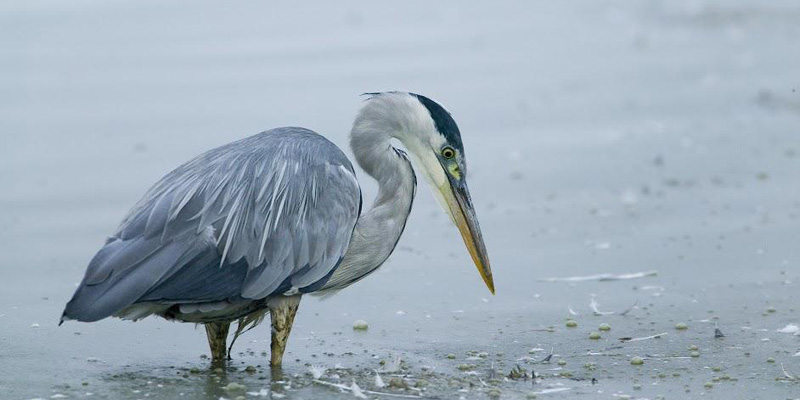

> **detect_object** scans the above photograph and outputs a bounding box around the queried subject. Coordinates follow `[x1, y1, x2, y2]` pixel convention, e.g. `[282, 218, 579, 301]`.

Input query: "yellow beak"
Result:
[438, 178, 495, 294]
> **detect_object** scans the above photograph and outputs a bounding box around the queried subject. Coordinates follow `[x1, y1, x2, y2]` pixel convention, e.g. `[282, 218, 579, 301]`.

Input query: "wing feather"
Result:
[63, 127, 360, 322]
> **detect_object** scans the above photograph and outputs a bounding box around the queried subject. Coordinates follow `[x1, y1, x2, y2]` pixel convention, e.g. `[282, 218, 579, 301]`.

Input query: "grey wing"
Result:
[62, 127, 361, 322]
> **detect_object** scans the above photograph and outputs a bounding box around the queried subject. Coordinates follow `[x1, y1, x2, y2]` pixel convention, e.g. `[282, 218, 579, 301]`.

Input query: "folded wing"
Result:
[63, 127, 361, 322]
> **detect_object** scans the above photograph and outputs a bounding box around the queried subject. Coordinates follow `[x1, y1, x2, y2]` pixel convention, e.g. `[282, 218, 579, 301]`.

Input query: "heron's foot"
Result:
[204, 322, 231, 362]
[267, 295, 302, 368]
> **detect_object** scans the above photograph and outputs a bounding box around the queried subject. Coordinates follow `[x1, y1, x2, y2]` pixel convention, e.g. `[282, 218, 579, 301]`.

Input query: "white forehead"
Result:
[366, 92, 447, 149]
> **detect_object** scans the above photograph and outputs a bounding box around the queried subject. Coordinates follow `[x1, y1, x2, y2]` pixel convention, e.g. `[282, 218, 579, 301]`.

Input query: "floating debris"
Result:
[619, 332, 668, 343]
[539, 270, 657, 282]
[618, 301, 638, 316]
[387, 377, 409, 389]
[308, 365, 327, 379]
[568, 306, 580, 316]
[599, 323, 611, 331]
[221, 382, 247, 392]
[776, 324, 799, 334]
[457, 364, 476, 371]
[374, 371, 386, 388]
[675, 322, 689, 330]
[351, 380, 368, 399]
[540, 349, 554, 363]
[630, 356, 644, 365]
[781, 363, 796, 381]
[590, 299, 614, 316]
[507, 365, 530, 380]
[352, 320, 369, 331]
[532, 387, 571, 395]
[380, 356, 402, 373]
[313, 379, 421, 398]
[246, 388, 271, 397]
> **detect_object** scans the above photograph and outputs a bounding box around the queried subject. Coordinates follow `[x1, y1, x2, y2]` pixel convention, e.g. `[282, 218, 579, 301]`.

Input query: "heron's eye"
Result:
[442, 147, 456, 159]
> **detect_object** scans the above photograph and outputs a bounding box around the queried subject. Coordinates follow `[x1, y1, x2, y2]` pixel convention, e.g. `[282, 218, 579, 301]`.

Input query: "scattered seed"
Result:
[767, 358, 775, 363]
[589, 332, 601, 340]
[446, 353, 456, 359]
[557, 359, 566, 366]
[704, 382, 713, 389]
[598, 323, 611, 331]
[630, 356, 644, 365]
[352, 320, 369, 331]
[688, 345, 698, 351]
[690, 351, 700, 358]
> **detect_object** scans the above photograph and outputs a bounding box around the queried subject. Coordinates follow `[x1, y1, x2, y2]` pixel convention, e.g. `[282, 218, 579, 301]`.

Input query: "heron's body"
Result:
[62, 92, 493, 367]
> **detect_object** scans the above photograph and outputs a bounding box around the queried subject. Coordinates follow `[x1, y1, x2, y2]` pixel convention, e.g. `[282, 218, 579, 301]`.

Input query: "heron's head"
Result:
[355, 92, 494, 294]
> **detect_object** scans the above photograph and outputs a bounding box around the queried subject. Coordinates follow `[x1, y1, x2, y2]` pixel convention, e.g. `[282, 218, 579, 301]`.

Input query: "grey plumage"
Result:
[61, 92, 493, 365]
[63, 127, 361, 322]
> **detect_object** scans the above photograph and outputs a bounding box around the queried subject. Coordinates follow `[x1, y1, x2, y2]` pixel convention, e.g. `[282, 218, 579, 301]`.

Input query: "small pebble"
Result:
[221, 382, 246, 391]
[675, 322, 688, 330]
[457, 364, 476, 371]
[598, 323, 611, 331]
[352, 320, 369, 331]
[557, 359, 566, 366]
[690, 351, 700, 358]
[388, 377, 409, 389]
[244, 365, 257, 373]
[766, 358, 775, 363]
[589, 332, 601, 340]
[565, 320, 578, 328]
[704, 382, 713, 389]
[688, 344, 698, 351]
[630, 356, 644, 365]
[446, 353, 456, 359]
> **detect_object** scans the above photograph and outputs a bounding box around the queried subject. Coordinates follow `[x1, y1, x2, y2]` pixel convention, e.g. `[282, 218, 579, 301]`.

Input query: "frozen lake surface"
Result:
[1, 1, 799, 399]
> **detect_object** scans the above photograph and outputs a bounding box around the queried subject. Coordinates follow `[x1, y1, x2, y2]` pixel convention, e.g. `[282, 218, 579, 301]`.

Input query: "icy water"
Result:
[2, 1, 799, 399]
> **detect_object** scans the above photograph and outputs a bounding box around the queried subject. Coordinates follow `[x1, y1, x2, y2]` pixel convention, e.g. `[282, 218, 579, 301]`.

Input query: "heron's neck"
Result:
[321, 124, 416, 291]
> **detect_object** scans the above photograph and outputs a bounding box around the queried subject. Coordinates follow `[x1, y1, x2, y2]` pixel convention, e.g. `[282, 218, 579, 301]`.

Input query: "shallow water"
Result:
[1, 1, 799, 399]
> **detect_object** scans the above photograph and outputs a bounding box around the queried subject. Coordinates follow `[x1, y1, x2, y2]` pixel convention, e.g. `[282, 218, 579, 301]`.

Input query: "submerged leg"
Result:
[267, 295, 302, 368]
[204, 322, 231, 361]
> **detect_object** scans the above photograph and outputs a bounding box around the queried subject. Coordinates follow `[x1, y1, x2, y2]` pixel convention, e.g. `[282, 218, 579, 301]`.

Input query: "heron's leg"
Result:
[267, 295, 302, 368]
[204, 322, 231, 362]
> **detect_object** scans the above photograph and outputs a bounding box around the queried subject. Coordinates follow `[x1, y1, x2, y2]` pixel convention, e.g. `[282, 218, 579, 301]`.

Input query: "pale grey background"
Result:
[1, 1, 798, 399]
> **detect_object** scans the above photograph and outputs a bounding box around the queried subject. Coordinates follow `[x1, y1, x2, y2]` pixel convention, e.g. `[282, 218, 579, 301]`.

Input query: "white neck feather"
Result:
[320, 94, 432, 291]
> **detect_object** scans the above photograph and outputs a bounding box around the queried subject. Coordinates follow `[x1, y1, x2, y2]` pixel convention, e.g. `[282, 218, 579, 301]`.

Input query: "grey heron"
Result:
[61, 92, 494, 367]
